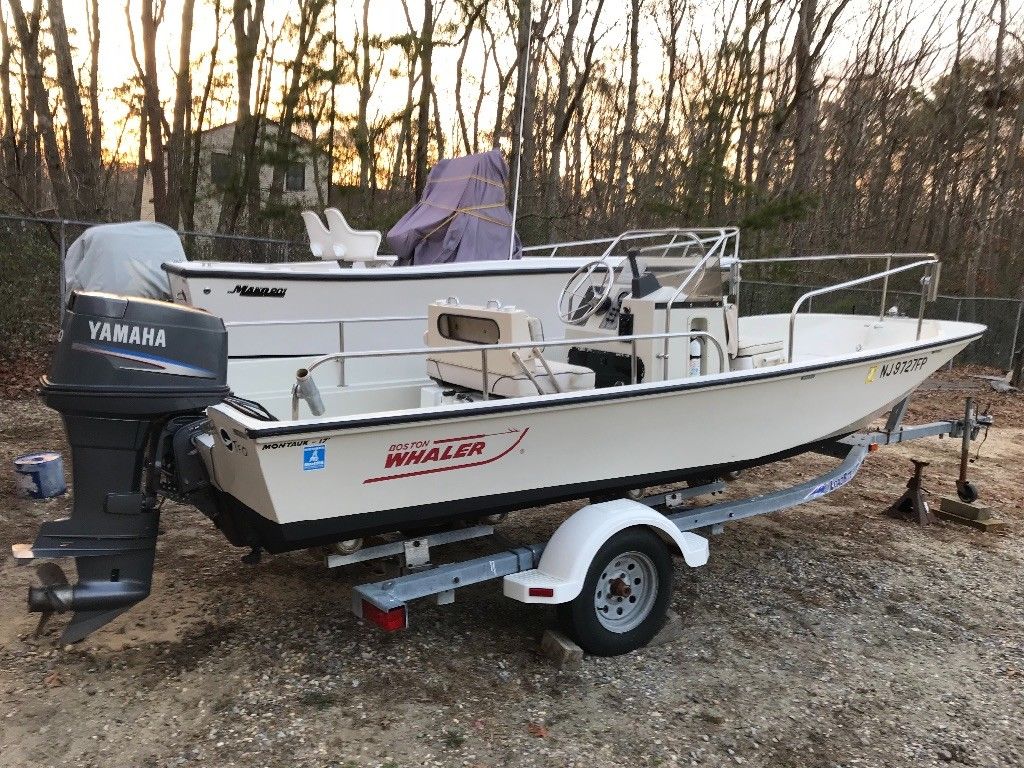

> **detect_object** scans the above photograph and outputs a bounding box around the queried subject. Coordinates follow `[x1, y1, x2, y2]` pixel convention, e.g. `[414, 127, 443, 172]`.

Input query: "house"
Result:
[191, 118, 329, 232]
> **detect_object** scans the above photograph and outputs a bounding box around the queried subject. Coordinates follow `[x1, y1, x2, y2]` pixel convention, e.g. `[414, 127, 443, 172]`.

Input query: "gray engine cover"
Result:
[44, 292, 229, 413]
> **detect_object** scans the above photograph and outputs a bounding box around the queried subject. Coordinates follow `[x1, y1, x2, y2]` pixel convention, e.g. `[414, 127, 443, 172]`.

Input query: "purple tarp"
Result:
[387, 150, 522, 265]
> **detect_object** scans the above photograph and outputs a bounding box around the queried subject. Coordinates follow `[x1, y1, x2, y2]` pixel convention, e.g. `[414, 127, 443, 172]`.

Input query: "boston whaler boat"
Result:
[16, 229, 987, 654]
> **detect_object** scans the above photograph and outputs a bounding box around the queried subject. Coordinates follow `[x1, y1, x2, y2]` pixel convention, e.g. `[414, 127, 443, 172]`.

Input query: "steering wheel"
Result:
[558, 260, 615, 325]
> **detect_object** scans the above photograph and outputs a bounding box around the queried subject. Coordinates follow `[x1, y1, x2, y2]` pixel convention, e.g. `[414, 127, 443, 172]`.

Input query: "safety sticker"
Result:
[302, 445, 326, 471]
[804, 469, 854, 500]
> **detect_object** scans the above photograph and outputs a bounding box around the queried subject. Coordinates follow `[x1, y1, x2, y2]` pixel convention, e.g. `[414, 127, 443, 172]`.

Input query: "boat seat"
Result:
[736, 338, 784, 357]
[301, 210, 344, 260]
[427, 357, 595, 398]
[324, 208, 393, 264]
[734, 337, 786, 370]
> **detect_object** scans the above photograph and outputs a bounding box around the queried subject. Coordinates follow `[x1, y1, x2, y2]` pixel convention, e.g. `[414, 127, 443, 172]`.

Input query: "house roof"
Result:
[199, 116, 321, 150]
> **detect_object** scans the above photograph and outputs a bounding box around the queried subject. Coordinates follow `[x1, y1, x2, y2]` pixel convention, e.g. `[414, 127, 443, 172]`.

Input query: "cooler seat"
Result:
[427, 357, 595, 398]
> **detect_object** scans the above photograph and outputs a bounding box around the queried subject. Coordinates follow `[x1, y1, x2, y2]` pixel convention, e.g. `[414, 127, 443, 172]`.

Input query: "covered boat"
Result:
[386, 149, 523, 265]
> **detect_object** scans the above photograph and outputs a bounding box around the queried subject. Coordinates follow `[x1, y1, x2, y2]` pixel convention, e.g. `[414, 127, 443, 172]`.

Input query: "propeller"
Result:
[32, 562, 69, 638]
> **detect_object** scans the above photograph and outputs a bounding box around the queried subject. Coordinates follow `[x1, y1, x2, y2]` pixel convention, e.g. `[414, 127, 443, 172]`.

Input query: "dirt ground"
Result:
[0, 374, 1022, 768]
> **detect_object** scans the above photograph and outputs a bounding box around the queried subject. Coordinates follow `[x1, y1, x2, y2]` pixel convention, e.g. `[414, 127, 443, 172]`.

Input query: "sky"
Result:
[58, 0, 998, 159]
[65, 1, 514, 156]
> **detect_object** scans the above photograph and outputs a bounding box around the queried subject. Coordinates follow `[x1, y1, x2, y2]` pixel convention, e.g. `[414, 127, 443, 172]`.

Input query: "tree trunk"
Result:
[790, 0, 818, 197]
[354, 0, 373, 197]
[647, 0, 683, 190]
[615, 0, 641, 227]
[539, 0, 582, 241]
[165, 0, 196, 228]
[87, 0, 102, 164]
[183, 0, 223, 232]
[326, 0, 338, 206]
[508, 0, 530, 172]
[413, 0, 435, 200]
[135, 0, 169, 223]
[0, 3, 18, 176]
[47, 0, 98, 215]
[539, 0, 603, 241]
[267, 0, 326, 224]
[964, 0, 1007, 296]
[132, 106, 148, 219]
[389, 48, 418, 191]
[9, 0, 74, 217]
[216, 0, 266, 240]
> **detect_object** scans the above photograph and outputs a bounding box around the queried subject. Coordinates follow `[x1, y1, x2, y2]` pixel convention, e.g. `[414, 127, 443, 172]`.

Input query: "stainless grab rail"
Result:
[658, 233, 733, 379]
[295, 328, 728, 409]
[224, 315, 427, 327]
[738, 252, 936, 321]
[522, 227, 739, 260]
[597, 227, 727, 263]
[786, 258, 938, 362]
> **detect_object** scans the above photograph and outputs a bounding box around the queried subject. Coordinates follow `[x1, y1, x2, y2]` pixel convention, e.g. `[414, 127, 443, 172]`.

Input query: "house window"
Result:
[210, 152, 234, 187]
[286, 161, 306, 192]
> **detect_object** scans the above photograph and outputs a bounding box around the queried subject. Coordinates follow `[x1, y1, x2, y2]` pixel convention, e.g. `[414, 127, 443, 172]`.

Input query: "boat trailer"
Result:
[342, 397, 991, 655]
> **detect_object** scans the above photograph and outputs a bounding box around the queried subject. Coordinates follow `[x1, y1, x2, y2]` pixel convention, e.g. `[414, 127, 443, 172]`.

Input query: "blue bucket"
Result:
[13, 452, 66, 499]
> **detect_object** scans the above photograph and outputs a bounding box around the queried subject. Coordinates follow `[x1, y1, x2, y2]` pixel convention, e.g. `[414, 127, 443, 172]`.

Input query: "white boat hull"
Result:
[203, 317, 982, 548]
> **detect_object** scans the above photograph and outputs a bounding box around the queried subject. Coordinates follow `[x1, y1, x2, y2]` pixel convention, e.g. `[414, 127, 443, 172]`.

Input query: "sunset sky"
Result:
[55, 0, 991, 160]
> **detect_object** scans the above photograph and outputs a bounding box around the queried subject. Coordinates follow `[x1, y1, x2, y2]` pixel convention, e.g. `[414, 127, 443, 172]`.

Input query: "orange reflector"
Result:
[362, 600, 407, 631]
[528, 587, 555, 598]
[868, 443, 880, 452]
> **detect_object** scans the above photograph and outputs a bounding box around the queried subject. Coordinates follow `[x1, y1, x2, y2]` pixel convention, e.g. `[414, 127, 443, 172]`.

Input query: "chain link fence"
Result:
[0, 214, 303, 264]
[0, 214, 304, 357]
[740, 280, 1023, 369]
[0, 214, 1019, 370]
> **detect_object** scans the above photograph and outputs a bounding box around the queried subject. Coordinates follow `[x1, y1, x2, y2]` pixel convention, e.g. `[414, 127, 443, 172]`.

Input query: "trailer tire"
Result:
[556, 527, 673, 656]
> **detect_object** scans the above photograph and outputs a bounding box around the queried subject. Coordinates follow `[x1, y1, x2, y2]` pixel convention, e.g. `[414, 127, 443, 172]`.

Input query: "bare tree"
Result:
[165, 0, 197, 228]
[0, 2, 18, 180]
[126, 0, 169, 223]
[183, 0, 224, 232]
[352, 0, 376, 197]
[614, 0, 641, 227]
[413, 0, 435, 199]
[46, 0, 99, 215]
[8, 0, 75, 217]
[267, 0, 328, 223]
[216, 0, 266, 238]
[86, 0, 101, 164]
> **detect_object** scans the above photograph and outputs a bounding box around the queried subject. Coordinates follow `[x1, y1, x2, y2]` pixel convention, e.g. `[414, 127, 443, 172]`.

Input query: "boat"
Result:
[65, 154, 738, 368]
[16, 229, 985, 651]
[164, 226, 735, 360]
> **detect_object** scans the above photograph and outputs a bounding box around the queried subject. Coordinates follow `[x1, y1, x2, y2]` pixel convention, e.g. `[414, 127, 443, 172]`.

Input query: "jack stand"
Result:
[887, 459, 935, 525]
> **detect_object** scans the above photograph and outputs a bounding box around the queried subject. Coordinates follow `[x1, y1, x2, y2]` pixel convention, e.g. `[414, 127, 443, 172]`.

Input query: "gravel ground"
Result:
[0, 377, 1022, 768]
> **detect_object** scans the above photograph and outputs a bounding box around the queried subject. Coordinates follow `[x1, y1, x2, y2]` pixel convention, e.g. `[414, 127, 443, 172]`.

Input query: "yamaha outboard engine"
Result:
[15, 292, 229, 642]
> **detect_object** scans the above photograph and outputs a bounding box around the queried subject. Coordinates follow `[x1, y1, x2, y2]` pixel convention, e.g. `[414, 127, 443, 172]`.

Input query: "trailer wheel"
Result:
[557, 527, 672, 656]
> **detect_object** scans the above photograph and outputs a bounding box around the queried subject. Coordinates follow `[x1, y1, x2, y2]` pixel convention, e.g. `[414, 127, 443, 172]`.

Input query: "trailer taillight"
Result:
[361, 600, 407, 631]
[528, 587, 555, 598]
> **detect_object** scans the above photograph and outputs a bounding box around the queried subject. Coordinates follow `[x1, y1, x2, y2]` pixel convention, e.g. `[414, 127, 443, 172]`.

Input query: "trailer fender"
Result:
[503, 499, 709, 604]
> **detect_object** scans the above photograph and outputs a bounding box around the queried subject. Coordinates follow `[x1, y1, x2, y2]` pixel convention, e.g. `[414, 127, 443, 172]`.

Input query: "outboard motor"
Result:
[15, 292, 229, 642]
